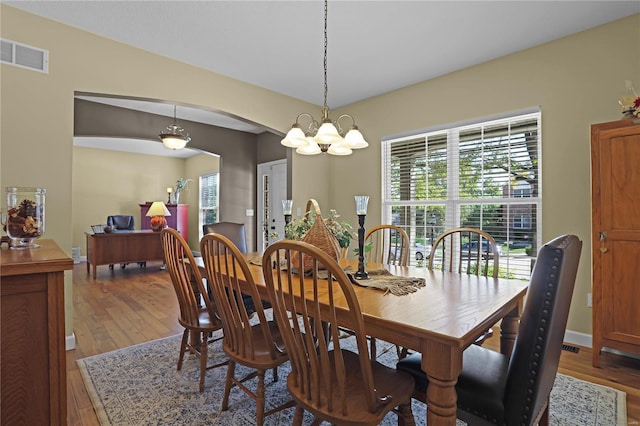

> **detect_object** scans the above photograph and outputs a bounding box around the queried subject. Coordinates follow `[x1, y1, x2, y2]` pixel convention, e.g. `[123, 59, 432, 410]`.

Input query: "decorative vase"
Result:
[173, 192, 180, 204]
[5, 187, 46, 249]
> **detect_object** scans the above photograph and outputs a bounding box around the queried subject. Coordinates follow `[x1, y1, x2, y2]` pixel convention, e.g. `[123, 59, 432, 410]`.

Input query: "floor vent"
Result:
[562, 344, 580, 353]
[1, 38, 49, 73]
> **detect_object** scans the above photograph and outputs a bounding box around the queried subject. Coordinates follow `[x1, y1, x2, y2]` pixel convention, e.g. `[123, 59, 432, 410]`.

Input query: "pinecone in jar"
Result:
[7, 199, 41, 238]
[18, 199, 37, 218]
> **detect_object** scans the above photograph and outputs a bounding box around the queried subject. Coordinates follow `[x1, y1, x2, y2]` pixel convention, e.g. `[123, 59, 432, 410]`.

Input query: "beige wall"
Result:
[183, 153, 220, 249]
[71, 147, 219, 253]
[326, 14, 640, 337]
[2, 4, 639, 341]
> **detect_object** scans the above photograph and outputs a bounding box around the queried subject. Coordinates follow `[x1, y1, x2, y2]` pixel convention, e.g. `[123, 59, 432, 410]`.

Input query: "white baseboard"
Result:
[564, 329, 592, 348]
[563, 329, 640, 360]
[66, 332, 76, 351]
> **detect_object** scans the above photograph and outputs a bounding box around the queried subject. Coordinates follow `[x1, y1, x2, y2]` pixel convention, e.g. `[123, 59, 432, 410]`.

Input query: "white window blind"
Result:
[382, 112, 541, 280]
[199, 173, 219, 238]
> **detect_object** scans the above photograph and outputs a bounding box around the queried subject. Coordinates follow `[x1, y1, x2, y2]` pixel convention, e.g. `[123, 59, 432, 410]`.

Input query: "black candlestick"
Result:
[354, 213, 370, 280]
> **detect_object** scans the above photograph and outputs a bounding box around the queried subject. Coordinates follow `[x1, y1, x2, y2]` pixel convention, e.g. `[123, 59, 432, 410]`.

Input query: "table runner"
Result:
[249, 257, 425, 296]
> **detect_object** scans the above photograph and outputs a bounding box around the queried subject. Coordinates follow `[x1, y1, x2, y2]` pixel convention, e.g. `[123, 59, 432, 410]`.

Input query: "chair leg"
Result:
[292, 406, 304, 426]
[272, 366, 279, 382]
[177, 329, 189, 370]
[538, 400, 550, 426]
[222, 361, 235, 411]
[256, 369, 266, 426]
[369, 337, 377, 359]
[396, 401, 416, 426]
[199, 331, 208, 392]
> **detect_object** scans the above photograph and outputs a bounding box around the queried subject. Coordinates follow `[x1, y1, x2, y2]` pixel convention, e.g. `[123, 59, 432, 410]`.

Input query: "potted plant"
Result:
[173, 178, 193, 204]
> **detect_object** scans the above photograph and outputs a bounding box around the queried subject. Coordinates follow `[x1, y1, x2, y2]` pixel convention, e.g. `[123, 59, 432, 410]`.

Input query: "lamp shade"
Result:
[146, 201, 171, 217]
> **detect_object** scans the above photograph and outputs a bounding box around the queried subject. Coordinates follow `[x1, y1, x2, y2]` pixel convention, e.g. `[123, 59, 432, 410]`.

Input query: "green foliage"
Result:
[174, 178, 193, 193]
[284, 208, 354, 249]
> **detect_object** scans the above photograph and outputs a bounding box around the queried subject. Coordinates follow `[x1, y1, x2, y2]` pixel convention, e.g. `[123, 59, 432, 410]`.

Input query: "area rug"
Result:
[78, 332, 627, 426]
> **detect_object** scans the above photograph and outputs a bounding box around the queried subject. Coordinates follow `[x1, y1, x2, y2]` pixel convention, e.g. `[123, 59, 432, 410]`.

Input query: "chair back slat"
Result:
[200, 233, 278, 362]
[365, 224, 410, 266]
[161, 228, 214, 327]
[263, 240, 380, 417]
[429, 227, 499, 278]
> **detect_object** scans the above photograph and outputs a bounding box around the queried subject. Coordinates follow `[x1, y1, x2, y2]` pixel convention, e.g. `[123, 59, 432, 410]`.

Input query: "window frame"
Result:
[198, 172, 219, 240]
[381, 111, 542, 280]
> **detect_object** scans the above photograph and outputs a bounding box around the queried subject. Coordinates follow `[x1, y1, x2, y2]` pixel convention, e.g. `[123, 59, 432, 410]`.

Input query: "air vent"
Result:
[562, 344, 580, 353]
[0, 38, 48, 73]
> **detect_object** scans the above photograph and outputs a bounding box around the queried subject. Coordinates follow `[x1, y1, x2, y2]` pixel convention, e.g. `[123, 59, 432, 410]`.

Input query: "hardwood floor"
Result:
[66, 261, 640, 425]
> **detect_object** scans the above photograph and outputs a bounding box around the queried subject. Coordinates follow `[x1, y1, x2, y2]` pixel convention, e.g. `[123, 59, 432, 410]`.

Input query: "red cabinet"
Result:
[140, 203, 188, 240]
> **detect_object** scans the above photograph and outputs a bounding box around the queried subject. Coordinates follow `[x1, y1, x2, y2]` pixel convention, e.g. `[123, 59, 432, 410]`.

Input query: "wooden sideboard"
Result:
[1, 239, 73, 425]
[86, 230, 164, 278]
[140, 203, 188, 240]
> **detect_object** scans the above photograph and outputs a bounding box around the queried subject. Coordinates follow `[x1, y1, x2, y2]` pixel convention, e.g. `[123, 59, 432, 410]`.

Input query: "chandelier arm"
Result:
[295, 112, 320, 134]
[334, 114, 356, 135]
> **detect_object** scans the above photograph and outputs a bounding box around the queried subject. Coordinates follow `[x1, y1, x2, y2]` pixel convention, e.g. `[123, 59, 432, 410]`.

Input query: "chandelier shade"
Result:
[281, 0, 368, 156]
[159, 105, 191, 150]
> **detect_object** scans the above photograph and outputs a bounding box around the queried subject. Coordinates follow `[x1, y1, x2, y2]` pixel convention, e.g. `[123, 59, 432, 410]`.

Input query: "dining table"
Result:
[193, 253, 528, 426]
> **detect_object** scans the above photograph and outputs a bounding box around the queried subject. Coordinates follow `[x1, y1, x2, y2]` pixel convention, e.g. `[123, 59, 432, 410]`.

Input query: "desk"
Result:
[194, 255, 527, 425]
[86, 230, 164, 279]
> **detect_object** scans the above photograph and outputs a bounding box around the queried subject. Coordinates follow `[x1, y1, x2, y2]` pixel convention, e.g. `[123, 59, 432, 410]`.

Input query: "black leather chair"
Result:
[396, 234, 582, 426]
[202, 222, 247, 253]
[106, 215, 138, 269]
[107, 215, 135, 230]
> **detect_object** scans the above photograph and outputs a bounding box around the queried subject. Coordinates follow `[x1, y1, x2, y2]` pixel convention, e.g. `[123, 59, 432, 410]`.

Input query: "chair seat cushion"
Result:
[396, 344, 509, 424]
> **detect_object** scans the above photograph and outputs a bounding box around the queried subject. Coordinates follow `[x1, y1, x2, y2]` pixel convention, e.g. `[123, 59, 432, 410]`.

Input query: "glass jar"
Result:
[5, 187, 46, 249]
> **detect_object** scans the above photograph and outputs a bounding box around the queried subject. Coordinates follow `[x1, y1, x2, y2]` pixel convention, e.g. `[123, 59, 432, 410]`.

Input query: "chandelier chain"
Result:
[323, 0, 328, 110]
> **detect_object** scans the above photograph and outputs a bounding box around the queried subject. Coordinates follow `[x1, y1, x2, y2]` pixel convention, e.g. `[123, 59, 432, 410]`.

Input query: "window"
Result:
[199, 173, 219, 238]
[382, 112, 541, 280]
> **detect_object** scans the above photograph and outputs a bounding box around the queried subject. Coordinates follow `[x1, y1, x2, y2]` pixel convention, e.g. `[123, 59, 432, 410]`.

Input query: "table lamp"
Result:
[146, 201, 171, 231]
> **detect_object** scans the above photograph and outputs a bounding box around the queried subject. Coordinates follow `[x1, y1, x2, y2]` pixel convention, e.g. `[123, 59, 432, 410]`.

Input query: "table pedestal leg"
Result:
[500, 302, 523, 357]
[422, 341, 462, 425]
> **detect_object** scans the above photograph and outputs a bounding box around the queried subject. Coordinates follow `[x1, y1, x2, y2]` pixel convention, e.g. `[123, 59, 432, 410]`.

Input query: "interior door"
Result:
[592, 122, 640, 361]
[257, 160, 287, 252]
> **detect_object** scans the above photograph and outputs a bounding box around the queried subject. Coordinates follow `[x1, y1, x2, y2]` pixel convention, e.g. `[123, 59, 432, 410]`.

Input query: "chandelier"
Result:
[159, 105, 191, 150]
[281, 0, 368, 156]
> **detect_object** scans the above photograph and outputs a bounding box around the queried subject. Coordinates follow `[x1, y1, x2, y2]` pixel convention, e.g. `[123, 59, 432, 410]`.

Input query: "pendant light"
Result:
[159, 105, 191, 150]
[281, 0, 368, 156]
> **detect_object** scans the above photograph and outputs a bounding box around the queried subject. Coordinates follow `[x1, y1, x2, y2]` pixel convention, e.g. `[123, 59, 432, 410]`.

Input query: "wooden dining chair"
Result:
[262, 240, 416, 426]
[199, 233, 293, 425]
[427, 227, 501, 348]
[429, 227, 500, 278]
[363, 224, 410, 359]
[397, 234, 582, 426]
[161, 228, 226, 392]
[365, 224, 410, 266]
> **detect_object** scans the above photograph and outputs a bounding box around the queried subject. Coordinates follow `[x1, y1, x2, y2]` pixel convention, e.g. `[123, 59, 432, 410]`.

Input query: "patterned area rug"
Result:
[78, 332, 627, 425]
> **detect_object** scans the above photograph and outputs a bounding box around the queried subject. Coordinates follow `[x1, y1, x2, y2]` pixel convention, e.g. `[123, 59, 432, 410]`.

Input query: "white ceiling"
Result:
[7, 0, 639, 156]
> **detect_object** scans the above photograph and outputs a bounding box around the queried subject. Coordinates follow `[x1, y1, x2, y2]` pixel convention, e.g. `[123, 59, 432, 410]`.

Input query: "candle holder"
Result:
[167, 187, 173, 204]
[354, 195, 370, 280]
[282, 200, 293, 226]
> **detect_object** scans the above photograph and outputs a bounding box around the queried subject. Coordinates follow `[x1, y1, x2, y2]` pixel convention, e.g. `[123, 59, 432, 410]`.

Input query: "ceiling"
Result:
[6, 1, 639, 157]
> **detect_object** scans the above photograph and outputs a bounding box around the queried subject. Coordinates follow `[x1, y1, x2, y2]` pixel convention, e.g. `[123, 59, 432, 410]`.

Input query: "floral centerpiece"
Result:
[285, 208, 353, 249]
[173, 178, 193, 204]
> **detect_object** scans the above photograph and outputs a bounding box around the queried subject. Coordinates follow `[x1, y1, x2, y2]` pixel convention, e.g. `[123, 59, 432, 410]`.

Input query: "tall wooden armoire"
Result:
[591, 118, 640, 367]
